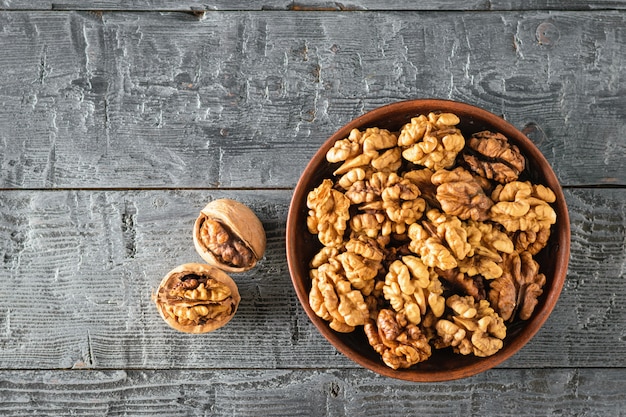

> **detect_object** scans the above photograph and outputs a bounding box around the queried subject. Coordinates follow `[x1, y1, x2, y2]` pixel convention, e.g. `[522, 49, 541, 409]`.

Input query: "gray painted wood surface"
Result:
[0, 11, 624, 188]
[0, 4, 624, 417]
[0, 187, 624, 371]
[0, 369, 624, 416]
[2, 1, 626, 11]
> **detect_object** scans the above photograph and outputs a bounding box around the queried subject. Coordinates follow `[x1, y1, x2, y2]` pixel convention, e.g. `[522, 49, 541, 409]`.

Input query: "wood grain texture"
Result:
[0, 188, 623, 369]
[0, 368, 624, 416]
[0, 11, 624, 189]
[2, 1, 626, 11]
[0, 3, 624, 415]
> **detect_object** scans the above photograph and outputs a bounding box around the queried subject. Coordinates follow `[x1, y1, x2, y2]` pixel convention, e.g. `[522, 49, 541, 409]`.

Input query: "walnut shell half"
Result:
[154, 263, 240, 333]
[193, 199, 266, 272]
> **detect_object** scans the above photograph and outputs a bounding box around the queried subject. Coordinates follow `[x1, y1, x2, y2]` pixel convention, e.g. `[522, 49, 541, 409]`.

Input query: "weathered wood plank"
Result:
[0, 0, 288, 10]
[2, 1, 626, 11]
[0, 368, 624, 416]
[295, 0, 626, 10]
[0, 11, 624, 189]
[0, 188, 623, 369]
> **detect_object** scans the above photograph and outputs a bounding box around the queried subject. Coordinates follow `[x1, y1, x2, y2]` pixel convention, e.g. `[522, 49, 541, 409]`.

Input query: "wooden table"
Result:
[0, 1, 624, 415]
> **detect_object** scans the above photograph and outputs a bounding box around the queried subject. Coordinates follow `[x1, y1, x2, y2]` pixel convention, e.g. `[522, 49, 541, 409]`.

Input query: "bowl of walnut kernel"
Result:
[286, 99, 570, 381]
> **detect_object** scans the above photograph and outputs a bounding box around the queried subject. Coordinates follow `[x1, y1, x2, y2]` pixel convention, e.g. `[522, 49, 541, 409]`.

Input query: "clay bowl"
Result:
[286, 99, 570, 382]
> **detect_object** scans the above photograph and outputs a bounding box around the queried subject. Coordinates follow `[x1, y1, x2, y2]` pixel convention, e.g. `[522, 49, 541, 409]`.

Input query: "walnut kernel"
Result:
[193, 199, 266, 272]
[154, 263, 240, 333]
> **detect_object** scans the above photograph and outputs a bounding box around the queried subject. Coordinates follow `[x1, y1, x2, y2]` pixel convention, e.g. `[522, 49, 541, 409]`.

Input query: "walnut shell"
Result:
[193, 199, 266, 272]
[154, 263, 240, 333]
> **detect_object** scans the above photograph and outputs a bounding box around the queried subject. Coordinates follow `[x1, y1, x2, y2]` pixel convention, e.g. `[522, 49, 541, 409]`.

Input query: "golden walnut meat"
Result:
[383, 256, 445, 325]
[489, 251, 547, 321]
[431, 167, 494, 222]
[326, 131, 361, 163]
[407, 222, 457, 270]
[436, 267, 486, 301]
[334, 235, 384, 296]
[490, 181, 557, 234]
[359, 172, 426, 228]
[398, 112, 465, 170]
[463, 131, 526, 184]
[380, 175, 426, 225]
[329, 127, 400, 176]
[364, 309, 432, 369]
[424, 209, 472, 261]
[336, 251, 378, 296]
[342, 170, 385, 205]
[309, 257, 371, 333]
[349, 210, 389, 240]
[403, 168, 438, 206]
[497, 183, 556, 255]
[435, 295, 506, 357]
[456, 220, 515, 280]
[154, 263, 240, 333]
[383, 258, 429, 325]
[410, 210, 512, 281]
[307, 179, 351, 247]
[193, 199, 266, 273]
[514, 227, 551, 255]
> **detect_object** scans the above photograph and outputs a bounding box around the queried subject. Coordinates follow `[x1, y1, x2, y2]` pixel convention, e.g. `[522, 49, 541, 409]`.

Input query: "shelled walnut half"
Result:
[193, 198, 266, 272]
[463, 130, 526, 184]
[154, 263, 240, 333]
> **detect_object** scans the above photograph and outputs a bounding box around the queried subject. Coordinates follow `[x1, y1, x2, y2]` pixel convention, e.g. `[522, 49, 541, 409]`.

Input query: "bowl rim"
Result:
[286, 98, 571, 382]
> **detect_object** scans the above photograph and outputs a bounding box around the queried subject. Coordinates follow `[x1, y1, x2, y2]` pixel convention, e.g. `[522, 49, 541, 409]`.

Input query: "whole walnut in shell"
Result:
[154, 263, 240, 333]
[193, 199, 266, 272]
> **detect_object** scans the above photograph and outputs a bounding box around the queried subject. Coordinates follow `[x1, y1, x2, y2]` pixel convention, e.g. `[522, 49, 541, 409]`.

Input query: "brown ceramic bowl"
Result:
[286, 99, 570, 382]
